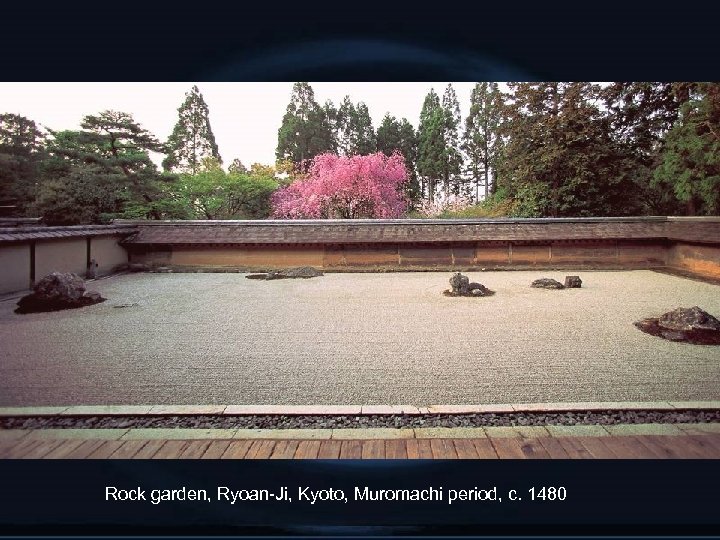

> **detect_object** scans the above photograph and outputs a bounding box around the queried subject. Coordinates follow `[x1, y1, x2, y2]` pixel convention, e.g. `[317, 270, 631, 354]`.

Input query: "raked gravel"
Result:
[0, 270, 719, 406]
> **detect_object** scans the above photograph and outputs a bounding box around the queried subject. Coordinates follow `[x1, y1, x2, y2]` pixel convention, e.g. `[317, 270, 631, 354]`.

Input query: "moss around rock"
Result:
[531, 278, 565, 289]
[246, 267, 324, 280]
[635, 306, 720, 345]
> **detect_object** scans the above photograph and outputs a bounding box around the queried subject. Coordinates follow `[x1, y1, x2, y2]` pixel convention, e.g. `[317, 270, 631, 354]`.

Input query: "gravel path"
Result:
[0, 270, 719, 406]
[3, 410, 720, 430]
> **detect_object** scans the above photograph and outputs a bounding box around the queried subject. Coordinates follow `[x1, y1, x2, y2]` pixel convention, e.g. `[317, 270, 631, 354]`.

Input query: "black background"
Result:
[0, 460, 719, 535]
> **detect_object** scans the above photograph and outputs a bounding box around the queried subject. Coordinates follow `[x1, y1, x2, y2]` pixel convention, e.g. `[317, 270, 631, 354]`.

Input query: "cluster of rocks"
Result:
[443, 272, 495, 297]
[531, 276, 582, 289]
[246, 267, 324, 280]
[635, 306, 720, 345]
[15, 272, 105, 314]
[4, 409, 719, 430]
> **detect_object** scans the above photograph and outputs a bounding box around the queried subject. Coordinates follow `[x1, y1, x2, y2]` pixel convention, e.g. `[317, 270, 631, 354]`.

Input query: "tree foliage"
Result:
[416, 89, 445, 202]
[336, 97, 376, 156]
[462, 82, 503, 200]
[0, 113, 46, 214]
[376, 113, 418, 200]
[276, 83, 335, 171]
[654, 83, 720, 215]
[163, 86, 221, 174]
[271, 152, 409, 219]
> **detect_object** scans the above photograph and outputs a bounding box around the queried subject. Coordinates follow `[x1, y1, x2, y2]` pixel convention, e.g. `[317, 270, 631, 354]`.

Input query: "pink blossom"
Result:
[271, 152, 409, 219]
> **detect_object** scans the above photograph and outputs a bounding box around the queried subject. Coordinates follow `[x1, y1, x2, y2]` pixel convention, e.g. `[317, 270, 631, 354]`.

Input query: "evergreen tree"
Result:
[377, 113, 419, 200]
[163, 85, 221, 174]
[39, 111, 174, 221]
[603, 82, 690, 214]
[0, 113, 45, 214]
[276, 82, 335, 171]
[416, 88, 445, 202]
[336, 96, 376, 156]
[441, 84, 463, 198]
[498, 83, 632, 217]
[654, 83, 720, 215]
[462, 82, 503, 201]
[228, 158, 248, 174]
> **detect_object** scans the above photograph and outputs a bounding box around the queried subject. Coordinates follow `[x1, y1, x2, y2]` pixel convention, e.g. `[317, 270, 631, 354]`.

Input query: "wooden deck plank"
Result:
[152, 440, 189, 459]
[21, 440, 67, 459]
[405, 440, 421, 459]
[1, 440, 46, 459]
[270, 440, 300, 459]
[490, 438, 526, 459]
[471, 439, 499, 459]
[360, 440, 385, 459]
[519, 438, 552, 459]
[221, 440, 254, 459]
[430, 439, 458, 459]
[600, 436, 663, 459]
[555, 437, 594, 459]
[61, 440, 108, 459]
[639, 435, 702, 459]
[42, 440, 89, 459]
[317, 440, 342, 459]
[107, 440, 151, 459]
[294, 440, 321, 459]
[536, 437, 570, 458]
[244, 440, 276, 459]
[453, 439, 480, 459]
[687, 435, 720, 457]
[200, 440, 233, 459]
[576, 437, 619, 459]
[130, 440, 166, 459]
[385, 440, 408, 459]
[178, 440, 213, 459]
[340, 440, 362, 459]
[87, 441, 127, 459]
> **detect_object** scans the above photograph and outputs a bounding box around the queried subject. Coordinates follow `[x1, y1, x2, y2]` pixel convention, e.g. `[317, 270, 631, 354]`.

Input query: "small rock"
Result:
[531, 278, 565, 289]
[445, 273, 495, 297]
[564, 276, 582, 288]
[634, 306, 720, 345]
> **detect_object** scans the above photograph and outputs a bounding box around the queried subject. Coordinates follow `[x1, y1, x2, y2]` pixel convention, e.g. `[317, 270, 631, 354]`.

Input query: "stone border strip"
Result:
[2, 401, 720, 417]
[2, 423, 719, 441]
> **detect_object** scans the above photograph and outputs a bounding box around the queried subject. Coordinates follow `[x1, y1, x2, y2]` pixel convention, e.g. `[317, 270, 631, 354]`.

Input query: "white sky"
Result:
[0, 82, 479, 168]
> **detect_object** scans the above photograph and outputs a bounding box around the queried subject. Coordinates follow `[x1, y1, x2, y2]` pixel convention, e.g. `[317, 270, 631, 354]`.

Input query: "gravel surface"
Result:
[1, 270, 719, 406]
[3, 410, 720, 429]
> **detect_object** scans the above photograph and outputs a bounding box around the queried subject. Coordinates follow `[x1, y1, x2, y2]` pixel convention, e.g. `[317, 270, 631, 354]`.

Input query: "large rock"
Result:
[634, 306, 720, 345]
[444, 272, 495, 297]
[531, 278, 565, 289]
[658, 306, 720, 333]
[15, 272, 105, 314]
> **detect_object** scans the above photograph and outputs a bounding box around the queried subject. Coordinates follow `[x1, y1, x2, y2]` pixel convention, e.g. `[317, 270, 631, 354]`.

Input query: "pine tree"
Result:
[462, 82, 503, 201]
[164, 85, 221, 174]
[276, 82, 335, 171]
[416, 89, 445, 202]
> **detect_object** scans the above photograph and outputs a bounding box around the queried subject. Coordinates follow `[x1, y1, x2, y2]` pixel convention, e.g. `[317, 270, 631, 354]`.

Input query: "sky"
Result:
[0, 82, 480, 169]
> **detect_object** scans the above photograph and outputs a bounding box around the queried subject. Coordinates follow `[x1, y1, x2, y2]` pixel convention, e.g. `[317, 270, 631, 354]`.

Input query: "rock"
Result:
[449, 272, 470, 294]
[15, 272, 105, 314]
[658, 306, 720, 333]
[564, 276, 582, 288]
[531, 278, 565, 289]
[33, 272, 86, 302]
[634, 306, 720, 345]
[444, 273, 495, 297]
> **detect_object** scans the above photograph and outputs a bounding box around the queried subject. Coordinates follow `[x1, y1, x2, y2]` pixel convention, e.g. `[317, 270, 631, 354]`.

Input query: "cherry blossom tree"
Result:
[271, 152, 409, 219]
